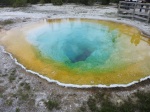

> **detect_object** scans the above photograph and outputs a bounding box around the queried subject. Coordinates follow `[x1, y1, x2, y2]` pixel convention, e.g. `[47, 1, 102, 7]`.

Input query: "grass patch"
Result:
[79, 91, 150, 112]
[44, 99, 60, 111]
[10, 69, 16, 75]
[17, 89, 29, 101]
[20, 93, 29, 100]
[20, 82, 24, 86]
[16, 108, 20, 112]
[0, 93, 3, 98]
[135, 91, 150, 112]
[87, 96, 99, 112]
[20, 82, 30, 90]
[9, 75, 16, 83]
[24, 83, 30, 90]
[12, 93, 17, 98]
[78, 104, 86, 112]
[5, 99, 13, 106]
[0, 20, 14, 25]
[117, 98, 135, 112]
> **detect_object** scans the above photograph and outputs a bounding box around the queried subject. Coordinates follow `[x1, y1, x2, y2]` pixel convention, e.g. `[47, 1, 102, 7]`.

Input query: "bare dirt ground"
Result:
[0, 3, 150, 112]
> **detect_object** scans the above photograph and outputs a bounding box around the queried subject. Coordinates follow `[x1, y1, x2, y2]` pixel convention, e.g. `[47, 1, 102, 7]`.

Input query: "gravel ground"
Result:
[0, 3, 150, 112]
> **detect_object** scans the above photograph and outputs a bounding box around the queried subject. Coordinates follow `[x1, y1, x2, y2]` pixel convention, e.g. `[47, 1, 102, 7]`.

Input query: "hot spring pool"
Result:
[0, 18, 150, 87]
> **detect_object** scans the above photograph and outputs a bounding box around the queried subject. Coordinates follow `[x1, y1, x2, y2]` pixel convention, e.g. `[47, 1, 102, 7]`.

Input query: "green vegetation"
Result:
[101, 0, 110, 5]
[44, 99, 60, 110]
[9, 75, 16, 83]
[5, 99, 13, 106]
[24, 83, 30, 90]
[78, 91, 150, 112]
[87, 0, 95, 5]
[20, 82, 25, 86]
[24, 83, 31, 90]
[13, 0, 27, 7]
[10, 69, 16, 75]
[16, 108, 20, 112]
[87, 96, 99, 111]
[20, 92, 29, 100]
[0, 0, 27, 7]
[78, 103, 87, 112]
[0, 0, 117, 7]
[20, 82, 31, 90]
[27, 0, 41, 4]
[0, 93, 3, 98]
[51, 0, 63, 5]
[17, 82, 31, 100]
[40, 0, 45, 4]
[0, 20, 14, 25]
[135, 91, 150, 112]
[17, 89, 29, 100]
[76, 0, 94, 5]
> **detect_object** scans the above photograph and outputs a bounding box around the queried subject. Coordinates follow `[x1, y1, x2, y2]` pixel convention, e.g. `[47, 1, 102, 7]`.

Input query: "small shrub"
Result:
[24, 83, 31, 90]
[95, 92, 105, 102]
[87, 96, 99, 112]
[135, 91, 150, 112]
[79, 90, 150, 112]
[78, 102, 87, 112]
[20, 93, 29, 100]
[16, 108, 20, 112]
[45, 99, 59, 110]
[12, 93, 17, 98]
[40, 0, 45, 4]
[9, 75, 16, 83]
[5, 99, 13, 106]
[118, 100, 135, 112]
[20, 82, 31, 90]
[13, 0, 27, 7]
[18, 89, 29, 100]
[78, 106, 87, 112]
[0, 93, 3, 98]
[100, 99, 118, 112]
[28, 98, 35, 106]
[20, 82, 24, 86]
[10, 69, 16, 75]
[0, 20, 14, 25]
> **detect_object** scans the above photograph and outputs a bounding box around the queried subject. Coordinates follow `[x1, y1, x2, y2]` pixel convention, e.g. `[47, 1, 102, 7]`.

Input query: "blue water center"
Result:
[27, 19, 119, 68]
[62, 35, 96, 63]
